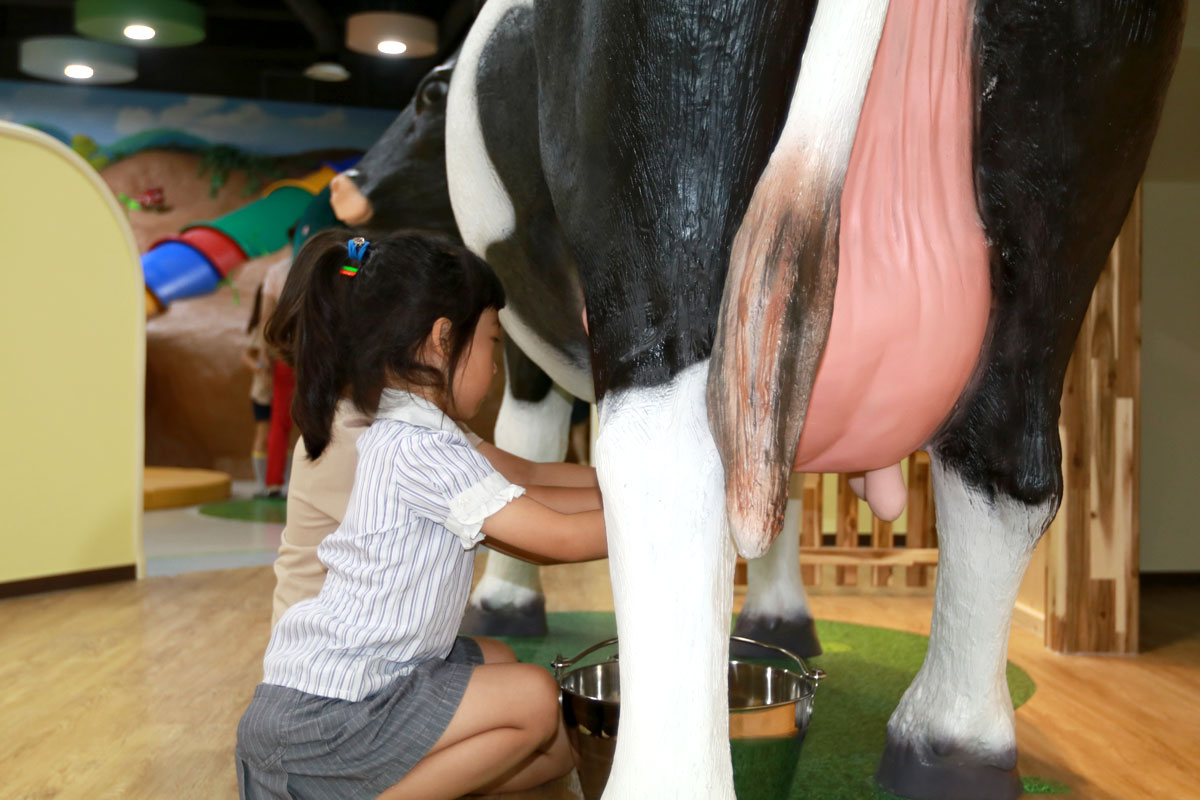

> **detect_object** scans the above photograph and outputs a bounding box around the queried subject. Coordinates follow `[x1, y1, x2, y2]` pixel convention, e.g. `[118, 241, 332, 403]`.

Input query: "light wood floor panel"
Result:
[0, 564, 1196, 799]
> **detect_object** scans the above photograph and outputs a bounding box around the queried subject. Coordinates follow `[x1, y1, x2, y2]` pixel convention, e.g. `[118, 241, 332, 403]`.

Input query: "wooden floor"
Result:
[0, 562, 1196, 799]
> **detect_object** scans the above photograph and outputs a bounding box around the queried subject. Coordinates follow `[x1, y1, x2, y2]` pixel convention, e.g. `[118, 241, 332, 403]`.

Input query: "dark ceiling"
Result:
[0, 0, 480, 110]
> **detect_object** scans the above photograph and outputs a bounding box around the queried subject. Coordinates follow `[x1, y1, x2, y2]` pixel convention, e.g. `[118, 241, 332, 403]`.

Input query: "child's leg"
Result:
[252, 420, 270, 454]
[265, 363, 294, 491]
[376, 662, 572, 800]
[251, 420, 270, 493]
[472, 637, 517, 665]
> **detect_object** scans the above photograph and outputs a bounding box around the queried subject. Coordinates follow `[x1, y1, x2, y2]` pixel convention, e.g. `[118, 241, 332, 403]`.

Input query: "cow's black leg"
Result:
[878, 4, 1183, 799]
[462, 341, 568, 638]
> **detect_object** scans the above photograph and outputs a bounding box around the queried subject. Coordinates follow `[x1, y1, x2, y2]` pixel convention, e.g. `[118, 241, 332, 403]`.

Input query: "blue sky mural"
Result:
[0, 79, 396, 155]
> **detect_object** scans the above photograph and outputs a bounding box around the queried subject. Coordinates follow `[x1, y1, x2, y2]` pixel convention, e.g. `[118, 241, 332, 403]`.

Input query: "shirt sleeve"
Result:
[457, 423, 484, 449]
[393, 431, 525, 548]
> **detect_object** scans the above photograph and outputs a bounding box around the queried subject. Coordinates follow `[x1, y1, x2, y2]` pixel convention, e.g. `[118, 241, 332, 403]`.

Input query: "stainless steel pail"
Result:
[553, 636, 825, 800]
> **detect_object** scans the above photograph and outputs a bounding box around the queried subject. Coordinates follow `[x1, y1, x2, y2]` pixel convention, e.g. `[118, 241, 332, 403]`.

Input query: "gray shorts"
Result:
[236, 636, 484, 799]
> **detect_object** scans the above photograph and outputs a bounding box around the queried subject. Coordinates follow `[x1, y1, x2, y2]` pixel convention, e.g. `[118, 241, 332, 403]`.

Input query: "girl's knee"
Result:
[522, 667, 562, 742]
[474, 637, 517, 664]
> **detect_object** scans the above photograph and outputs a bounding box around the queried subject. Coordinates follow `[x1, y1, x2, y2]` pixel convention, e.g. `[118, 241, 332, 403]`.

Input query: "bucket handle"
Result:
[552, 637, 619, 683]
[729, 635, 826, 682]
[552, 636, 826, 683]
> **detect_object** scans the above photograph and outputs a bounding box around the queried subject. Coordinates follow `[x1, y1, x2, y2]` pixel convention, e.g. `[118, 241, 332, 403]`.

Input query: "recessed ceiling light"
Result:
[303, 61, 351, 82]
[123, 24, 156, 41]
[377, 40, 407, 55]
[346, 12, 437, 58]
[64, 63, 95, 79]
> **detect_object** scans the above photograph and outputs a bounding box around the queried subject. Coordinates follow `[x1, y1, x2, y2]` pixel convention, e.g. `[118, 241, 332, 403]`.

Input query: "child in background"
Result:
[241, 284, 274, 496]
[236, 231, 607, 799]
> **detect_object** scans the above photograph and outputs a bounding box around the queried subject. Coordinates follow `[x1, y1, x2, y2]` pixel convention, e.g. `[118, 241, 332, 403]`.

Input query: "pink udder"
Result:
[793, 0, 991, 474]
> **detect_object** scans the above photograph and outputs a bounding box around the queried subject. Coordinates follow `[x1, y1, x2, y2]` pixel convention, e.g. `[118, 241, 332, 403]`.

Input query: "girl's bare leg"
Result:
[375, 662, 572, 800]
[472, 636, 518, 665]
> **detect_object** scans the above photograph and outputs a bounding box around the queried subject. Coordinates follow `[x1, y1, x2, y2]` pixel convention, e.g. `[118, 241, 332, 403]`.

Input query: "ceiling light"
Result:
[75, 0, 204, 47]
[303, 61, 351, 82]
[346, 12, 437, 58]
[123, 24, 156, 41]
[20, 36, 136, 84]
[64, 63, 95, 80]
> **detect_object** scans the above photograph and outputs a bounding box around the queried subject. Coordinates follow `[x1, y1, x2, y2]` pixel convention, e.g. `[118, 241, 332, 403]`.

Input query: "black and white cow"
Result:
[446, 1, 1184, 799]
[329, 49, 824, 655]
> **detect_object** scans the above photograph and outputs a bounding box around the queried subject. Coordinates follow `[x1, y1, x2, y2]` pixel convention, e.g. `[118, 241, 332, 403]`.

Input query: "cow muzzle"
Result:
[330, 170, 374, 226]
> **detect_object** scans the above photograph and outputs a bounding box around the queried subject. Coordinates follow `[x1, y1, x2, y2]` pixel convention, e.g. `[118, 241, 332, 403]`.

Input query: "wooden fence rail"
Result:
[738, 451, 940, 590]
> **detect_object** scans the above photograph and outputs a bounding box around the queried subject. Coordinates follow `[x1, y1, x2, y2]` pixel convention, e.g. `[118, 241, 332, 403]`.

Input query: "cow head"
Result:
[329, 53, 459, 238]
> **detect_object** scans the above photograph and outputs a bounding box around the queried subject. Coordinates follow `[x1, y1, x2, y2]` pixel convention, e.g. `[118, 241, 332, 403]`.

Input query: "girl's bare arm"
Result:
[522, 485, 602, 514]
[481, 497, 606, 565]
[475, 442, 598, 488]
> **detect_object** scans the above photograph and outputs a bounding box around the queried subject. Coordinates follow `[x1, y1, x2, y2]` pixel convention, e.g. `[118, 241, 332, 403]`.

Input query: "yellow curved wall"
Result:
[0, 121, 143, 584]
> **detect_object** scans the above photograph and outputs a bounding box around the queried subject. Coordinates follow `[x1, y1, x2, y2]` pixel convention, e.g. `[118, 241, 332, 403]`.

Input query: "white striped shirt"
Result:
[262, 389, 524, 701]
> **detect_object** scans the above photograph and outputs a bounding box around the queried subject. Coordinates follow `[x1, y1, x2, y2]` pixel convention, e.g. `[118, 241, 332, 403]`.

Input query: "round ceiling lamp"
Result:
[75, 0, 205, 47]
[20, 36, 137, 84]
[346, 12, 438, 58]
[304, 61, 351, 83]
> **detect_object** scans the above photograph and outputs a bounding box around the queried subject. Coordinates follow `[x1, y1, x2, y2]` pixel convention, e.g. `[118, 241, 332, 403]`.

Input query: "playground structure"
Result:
[139, 160, 354, 316]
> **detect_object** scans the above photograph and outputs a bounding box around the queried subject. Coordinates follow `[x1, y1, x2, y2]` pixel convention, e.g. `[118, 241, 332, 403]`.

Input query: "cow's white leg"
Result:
[463, 371, 572, 637]
[877, 454, 1054, 800]
[732, 497, 821, 658]
[597, 361, 736, 800]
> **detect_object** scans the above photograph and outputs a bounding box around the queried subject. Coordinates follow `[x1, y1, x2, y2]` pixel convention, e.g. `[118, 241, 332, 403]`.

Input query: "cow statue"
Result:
[329, 50, 824, 657]
[442, 1, 1185, 799]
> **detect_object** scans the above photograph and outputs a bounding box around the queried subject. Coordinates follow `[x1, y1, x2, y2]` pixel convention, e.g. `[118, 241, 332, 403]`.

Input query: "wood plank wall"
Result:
[1046, 189, 1142, 654]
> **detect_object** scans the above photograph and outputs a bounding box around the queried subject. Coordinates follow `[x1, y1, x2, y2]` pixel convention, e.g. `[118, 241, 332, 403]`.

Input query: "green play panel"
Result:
[198, 497, 287, 524]
[496, 612, 1062, 799]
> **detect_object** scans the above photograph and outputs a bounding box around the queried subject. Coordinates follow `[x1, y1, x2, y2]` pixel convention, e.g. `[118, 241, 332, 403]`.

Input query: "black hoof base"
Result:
[731, 613, 822, 659]
[460, 595, 548, 638]
[876, 737, 1022, 800]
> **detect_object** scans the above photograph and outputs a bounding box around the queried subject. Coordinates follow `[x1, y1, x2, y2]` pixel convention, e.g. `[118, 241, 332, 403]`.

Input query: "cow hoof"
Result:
[731, 613, 821, 659]
[460, 595, 548, 637]
[875, 737, 1022, 800]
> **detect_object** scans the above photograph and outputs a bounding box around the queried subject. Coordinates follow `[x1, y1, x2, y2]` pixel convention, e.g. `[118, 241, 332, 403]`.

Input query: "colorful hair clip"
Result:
[347, 236, 370, 262]
[339, 265, 359, 277]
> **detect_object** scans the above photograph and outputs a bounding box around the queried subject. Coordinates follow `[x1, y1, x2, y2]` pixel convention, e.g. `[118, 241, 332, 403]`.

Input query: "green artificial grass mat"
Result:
[496, 612, 1058, 799]
[197, 497, 287, 524]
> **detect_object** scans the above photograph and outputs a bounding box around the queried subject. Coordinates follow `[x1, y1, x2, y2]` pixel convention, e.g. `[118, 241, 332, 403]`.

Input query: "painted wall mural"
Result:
[0, 79, 396, 477]
[0, 79, 396, 158]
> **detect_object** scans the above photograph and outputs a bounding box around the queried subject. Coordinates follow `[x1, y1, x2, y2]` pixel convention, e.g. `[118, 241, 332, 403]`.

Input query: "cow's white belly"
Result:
[795, 0, 991, 473]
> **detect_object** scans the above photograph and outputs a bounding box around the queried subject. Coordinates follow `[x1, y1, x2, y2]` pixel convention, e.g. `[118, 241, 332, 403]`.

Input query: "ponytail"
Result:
[265, 229, 357, 460]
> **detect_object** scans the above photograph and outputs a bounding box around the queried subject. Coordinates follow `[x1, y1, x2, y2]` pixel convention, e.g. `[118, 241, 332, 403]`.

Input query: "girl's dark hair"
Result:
[246, 284, 264, 334]
[264, 229, 505, 461]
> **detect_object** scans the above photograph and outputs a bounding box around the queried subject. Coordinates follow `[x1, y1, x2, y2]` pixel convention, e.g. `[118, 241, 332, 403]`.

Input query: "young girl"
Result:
[236, 231, 607, 800]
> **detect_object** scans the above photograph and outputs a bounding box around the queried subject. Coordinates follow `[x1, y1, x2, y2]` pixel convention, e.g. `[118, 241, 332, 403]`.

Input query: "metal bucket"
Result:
[553, 636, 825, 800]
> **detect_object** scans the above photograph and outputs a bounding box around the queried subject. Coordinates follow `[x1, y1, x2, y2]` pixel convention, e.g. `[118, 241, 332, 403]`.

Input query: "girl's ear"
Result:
[426, 317, 453, 365]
